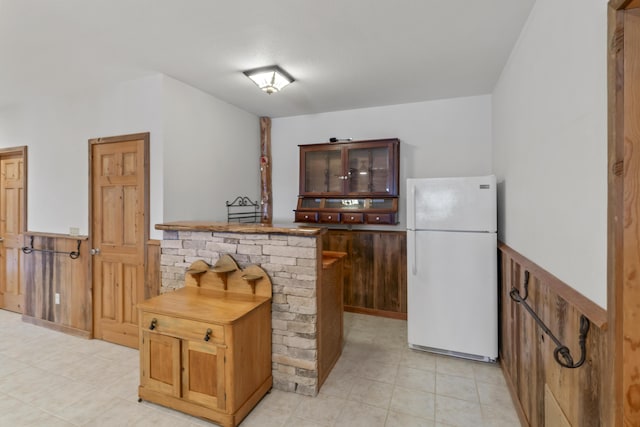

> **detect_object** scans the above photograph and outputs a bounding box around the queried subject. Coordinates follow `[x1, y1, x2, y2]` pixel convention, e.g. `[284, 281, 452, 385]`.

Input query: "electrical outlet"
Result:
[55, 293, 60, 305]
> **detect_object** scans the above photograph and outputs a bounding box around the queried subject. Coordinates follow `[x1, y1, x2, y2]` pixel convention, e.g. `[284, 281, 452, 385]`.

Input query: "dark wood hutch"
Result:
[294, 138, 400, 225]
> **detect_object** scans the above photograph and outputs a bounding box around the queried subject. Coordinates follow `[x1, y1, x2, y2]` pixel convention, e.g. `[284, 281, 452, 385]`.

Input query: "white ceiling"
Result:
[0, 0, 536, 118]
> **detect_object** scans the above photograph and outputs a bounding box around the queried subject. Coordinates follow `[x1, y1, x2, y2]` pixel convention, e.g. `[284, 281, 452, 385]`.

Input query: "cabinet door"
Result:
[300, 146, 344, 195]
[182, 340, 226, 411]
[141, 331, 181, 396]
[346, 143, 397, 195]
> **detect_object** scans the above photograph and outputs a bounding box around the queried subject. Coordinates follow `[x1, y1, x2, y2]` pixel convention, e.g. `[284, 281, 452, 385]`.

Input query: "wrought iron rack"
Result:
[509, 270, 590, 369]
[21, 236, 81, 259]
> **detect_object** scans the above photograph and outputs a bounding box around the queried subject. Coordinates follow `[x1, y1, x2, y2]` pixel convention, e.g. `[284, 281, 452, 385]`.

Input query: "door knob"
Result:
[90, 248, 101, 255]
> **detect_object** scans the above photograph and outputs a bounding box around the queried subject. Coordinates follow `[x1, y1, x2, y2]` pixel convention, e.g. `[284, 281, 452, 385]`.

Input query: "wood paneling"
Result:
[499, 243, 607, 427]
[22, 233, 91, 338]
[323, 230, 406, 319]
[318, 251, 345, 388]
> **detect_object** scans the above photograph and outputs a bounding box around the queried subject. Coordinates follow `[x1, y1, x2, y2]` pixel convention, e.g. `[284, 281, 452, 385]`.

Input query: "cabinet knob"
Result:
[149, 318, 157, 330]
[304, 215, 309, 219]
[376, 216, 380, 221]
[328, 215, 332, 219]
[350, 216, 354, 220]
[204, 328, 213, 342]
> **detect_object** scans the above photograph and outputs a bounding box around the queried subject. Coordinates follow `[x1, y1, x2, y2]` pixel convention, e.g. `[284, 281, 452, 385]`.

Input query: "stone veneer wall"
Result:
[159, 230, 320, 396]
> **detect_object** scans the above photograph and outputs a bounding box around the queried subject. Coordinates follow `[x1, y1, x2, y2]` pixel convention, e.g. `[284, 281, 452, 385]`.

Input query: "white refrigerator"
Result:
[406, 175, 498, 362]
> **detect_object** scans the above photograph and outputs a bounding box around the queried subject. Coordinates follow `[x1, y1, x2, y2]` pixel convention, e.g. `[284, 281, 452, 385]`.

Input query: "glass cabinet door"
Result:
[303, 149, 343, 194]
[347, 145, 393, 195]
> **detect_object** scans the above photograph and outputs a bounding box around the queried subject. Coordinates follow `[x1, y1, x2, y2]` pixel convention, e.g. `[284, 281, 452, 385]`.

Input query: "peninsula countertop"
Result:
[155, 221, 325, 236]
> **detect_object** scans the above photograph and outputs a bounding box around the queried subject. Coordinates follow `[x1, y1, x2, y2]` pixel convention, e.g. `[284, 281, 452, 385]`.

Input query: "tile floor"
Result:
[0, 309, 520, 426]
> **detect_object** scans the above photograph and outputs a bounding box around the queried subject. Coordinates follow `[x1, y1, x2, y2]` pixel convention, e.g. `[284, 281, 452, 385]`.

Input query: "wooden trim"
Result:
[146, 239, 161, 299]
[25, 231, 88, 240]
[259, 117, 272, 224]
[498, 242, 607, 329]
[344, 305, 407, 320]
[607, 4, 626, 427]
[22, 315, 91, 339]
[610, 0, 639, 9]
[0, 146, 28, 232]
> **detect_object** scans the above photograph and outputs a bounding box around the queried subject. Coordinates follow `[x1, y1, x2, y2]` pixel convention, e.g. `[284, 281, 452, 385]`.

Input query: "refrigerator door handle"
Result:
[408, 183, 416, 230]
[409, 229, 417, 275]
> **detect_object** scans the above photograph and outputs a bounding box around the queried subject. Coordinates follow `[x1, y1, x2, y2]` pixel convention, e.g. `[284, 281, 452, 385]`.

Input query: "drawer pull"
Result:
[328, 215, 332, 219]
[376, 216, 380, 221]
[304, 215, 309, 219]
[204, 328, 213, 342]
[149, 318, 157, 330]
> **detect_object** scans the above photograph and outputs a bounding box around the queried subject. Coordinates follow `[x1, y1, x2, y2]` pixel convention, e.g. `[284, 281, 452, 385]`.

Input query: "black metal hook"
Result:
[510, 269, 590, 369]
[21, 236, 81, 259]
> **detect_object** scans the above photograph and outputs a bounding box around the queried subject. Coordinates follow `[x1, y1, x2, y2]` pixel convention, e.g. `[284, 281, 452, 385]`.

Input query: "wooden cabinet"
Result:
[295, 138, 400, 225]
[138, 257, 272, 427]
[323, 230, 407, 319]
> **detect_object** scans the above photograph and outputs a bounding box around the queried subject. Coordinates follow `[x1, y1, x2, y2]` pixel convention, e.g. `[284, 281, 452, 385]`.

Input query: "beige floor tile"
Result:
[385, 411, 435, 427]
[293, 394, 347, 426]
[481, 404, 521, 427]
[435, 372, 479, 403]
[390, 385, 436, 420]
[435, 394, 484, 427]
[282, 416, 327, 426]
[395, 366, 436, 393]
[0, 310, 519, 426]
[400, 348, 437, 372]
[257, 389, 309, 414]
[476, 381, 514, 408]
[319, 371, 356, 398]
[473, 361, 506, 386]
[353, 358, 399, 384]
[334, 400, 388, 427]
[435, 356, 476, 378]
[348, 377, 395, 408]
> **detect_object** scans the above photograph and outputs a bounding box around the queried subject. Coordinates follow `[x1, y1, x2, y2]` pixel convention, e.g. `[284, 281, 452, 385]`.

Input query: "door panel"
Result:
[182, 340, 225, 410]
[141, 331, 181, 396]
[0, 152, 26, 313]
[91, 134, 148, 349]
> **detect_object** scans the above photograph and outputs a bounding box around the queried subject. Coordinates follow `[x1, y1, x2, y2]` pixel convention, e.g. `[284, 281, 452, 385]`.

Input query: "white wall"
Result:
[271, 95, 493, 227]
[0, 74, 164, 237]
[0, 74, 260, 240]
[492, 0, 608, 307]
[161, 77, 260, 223]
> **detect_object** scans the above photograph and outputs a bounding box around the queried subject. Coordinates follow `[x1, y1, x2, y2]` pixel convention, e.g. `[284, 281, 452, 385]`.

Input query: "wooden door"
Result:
[0, 149, 26, 313]
[91, 133, 149, 348]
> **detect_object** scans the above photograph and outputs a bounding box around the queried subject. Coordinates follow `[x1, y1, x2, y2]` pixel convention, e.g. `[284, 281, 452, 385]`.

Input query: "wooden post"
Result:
[260, 117, 273, 224]
[608, 2, 640, 426]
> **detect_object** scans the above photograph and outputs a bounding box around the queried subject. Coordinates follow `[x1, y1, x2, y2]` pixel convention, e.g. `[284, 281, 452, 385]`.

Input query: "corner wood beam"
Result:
[608, 2, 640, 426]
[260, 117, 272, 224]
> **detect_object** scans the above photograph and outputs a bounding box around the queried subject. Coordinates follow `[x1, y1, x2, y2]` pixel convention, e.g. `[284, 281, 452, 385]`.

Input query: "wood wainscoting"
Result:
[20, 234, 161, 339]
[499, 243, 608, 427]
[22, 232, 91, 337]
[322, 230, 407, 319]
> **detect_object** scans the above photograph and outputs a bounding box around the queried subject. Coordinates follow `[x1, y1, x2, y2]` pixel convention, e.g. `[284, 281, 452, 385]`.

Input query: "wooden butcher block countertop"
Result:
[156, 221, 324, 236]
[138, 287, 270, 324]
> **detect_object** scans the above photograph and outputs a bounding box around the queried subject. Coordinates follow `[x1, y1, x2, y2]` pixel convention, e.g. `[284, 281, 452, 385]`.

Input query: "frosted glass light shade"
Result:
[243, 66, 294, 94]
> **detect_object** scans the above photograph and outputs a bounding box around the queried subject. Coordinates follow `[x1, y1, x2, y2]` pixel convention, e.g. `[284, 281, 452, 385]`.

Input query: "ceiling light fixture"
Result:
[243, 65, 294, 94]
